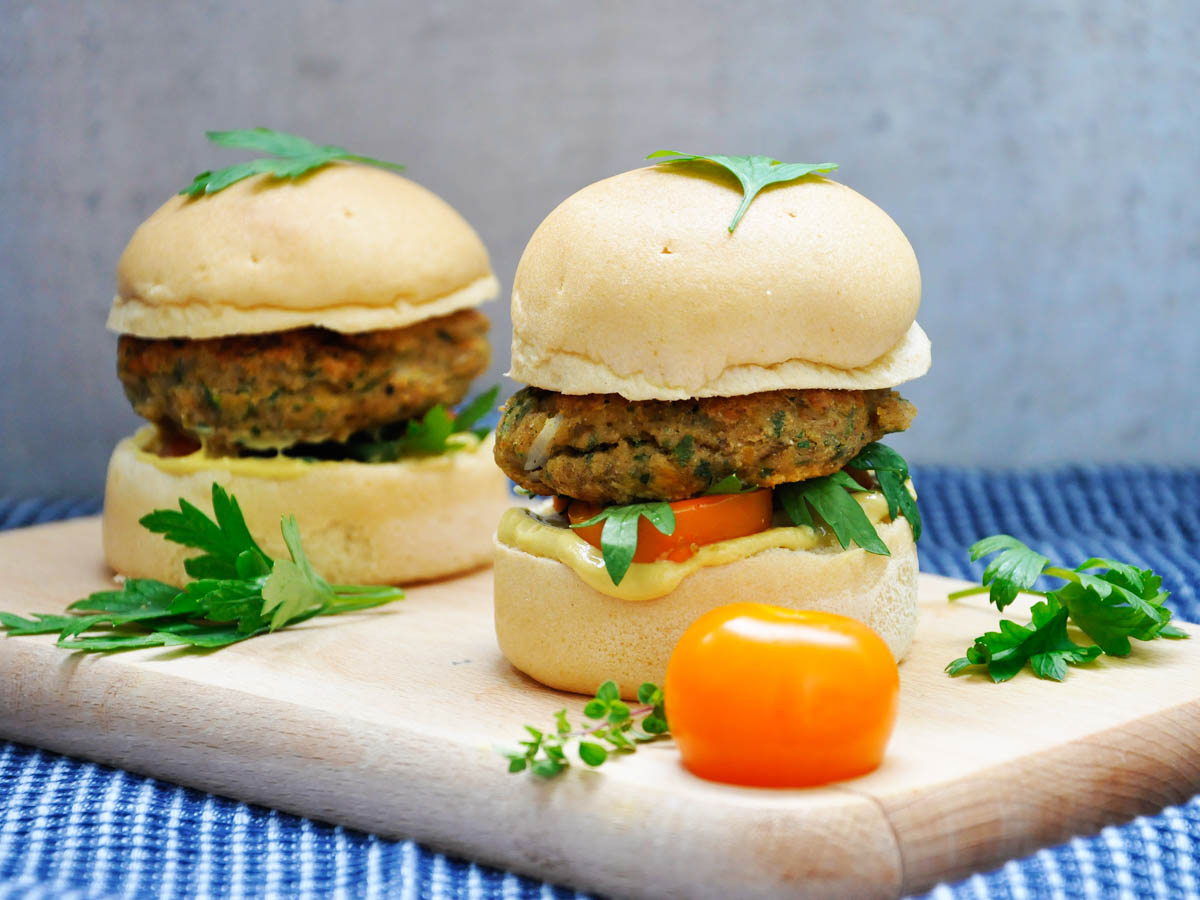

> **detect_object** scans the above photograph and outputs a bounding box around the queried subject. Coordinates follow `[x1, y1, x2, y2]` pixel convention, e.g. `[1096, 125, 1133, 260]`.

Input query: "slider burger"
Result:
[492, 155, 930, 697]
[104, 157, 510, 585]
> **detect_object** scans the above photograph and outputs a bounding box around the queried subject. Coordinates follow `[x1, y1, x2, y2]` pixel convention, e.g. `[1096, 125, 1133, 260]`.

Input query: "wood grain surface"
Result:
[1, 517, 1198, 899]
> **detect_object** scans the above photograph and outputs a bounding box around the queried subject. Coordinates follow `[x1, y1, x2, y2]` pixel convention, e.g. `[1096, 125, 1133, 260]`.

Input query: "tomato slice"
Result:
[566, 490, 774, 564]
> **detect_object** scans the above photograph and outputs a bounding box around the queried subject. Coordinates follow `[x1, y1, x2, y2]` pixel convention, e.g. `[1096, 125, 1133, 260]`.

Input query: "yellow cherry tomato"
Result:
[664, 603, 899, 787]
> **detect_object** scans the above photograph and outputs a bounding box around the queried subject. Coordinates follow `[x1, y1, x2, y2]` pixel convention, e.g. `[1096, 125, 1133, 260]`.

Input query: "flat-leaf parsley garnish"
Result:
[777, 471, 889, 557]
[501, 680, 670, 777]
[570, 502, 675, 586]
[343, 385, 499, 462]
[704, 474, 759, 495]
[0, 484, 403, 652]
[845, 442, 922, 541]
[777, 442, 920, 556]
[946, 536, 1187, 682]
[181, 128, 405, 196]
[647, 151, 838, 232]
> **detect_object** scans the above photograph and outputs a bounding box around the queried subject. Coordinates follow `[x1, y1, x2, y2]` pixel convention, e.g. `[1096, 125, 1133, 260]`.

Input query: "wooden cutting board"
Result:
[1, 517, 1198, 899]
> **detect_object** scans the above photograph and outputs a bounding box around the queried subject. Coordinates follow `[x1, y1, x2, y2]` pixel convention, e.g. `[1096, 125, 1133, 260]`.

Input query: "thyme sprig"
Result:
[503, 681, 670, 777]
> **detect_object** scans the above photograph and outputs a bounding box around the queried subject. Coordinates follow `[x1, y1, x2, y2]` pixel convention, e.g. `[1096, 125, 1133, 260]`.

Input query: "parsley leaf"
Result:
[173, 577, 271, 633]
[451, 385, 502, 435]
[1058, 560, 1176, 655]
[261, 515, 334, 631]
[947, 598, 1102, 683]
[947, 537, 1187, 681]
[0, 612, 91, 636]
[55, 633, 176, 652]
[777, 472, 890, 556]
[346, 386, 499, 462]
[139, 483, 271, 580]
[704, 474, 759, 495]
[959, 535, 1052, 612]
[570, 503, 676, 586]
[181, 128, 405, 196]
[502, 680, 670, 777]
[647, 151, 838, 232]
[54, 578, 186, 638]
[2, 484, 403, 652]
[207, 129, 340, 157]
[846, 442, 922, 541]
[67, 578, 181, 615]
[774, 443, 919, 555]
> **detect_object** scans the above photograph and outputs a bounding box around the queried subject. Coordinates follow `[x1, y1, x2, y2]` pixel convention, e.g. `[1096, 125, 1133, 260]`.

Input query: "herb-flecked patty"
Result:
[118, 309, 489, 453]
[494, 387, 916, 504]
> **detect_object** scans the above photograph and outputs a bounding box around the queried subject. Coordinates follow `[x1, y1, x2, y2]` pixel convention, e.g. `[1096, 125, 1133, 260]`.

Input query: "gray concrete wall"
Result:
[2, 0, 1198, 497]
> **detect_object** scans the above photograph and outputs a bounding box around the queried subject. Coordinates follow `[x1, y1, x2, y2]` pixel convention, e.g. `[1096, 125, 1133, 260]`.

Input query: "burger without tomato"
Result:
[491, 156, 930, 697]
[104, 161, 511, 585]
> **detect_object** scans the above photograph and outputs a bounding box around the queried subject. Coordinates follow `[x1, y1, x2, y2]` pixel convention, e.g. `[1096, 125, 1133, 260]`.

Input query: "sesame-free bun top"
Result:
[509, 164, 929, 400]
[109, 163, 499, 339]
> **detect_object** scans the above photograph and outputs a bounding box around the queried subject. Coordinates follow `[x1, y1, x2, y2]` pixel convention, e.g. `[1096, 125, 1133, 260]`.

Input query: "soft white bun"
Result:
[103, 428, 512, 585]
[509, 165, 928, 400]
[493, 516, 918, 699]
[109, 163, 499, 338]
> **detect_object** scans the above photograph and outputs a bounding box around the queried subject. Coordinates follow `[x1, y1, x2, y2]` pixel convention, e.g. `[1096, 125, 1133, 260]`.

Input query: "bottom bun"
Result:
[494, 516, 918, 699]
[104, 427, 511, 586]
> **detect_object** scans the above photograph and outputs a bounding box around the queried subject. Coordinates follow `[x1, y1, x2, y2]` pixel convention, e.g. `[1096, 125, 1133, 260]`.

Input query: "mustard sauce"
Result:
[127, 425, 484, 480]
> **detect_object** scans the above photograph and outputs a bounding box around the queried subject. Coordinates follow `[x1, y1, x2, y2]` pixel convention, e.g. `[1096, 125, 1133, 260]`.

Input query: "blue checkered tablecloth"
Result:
[2, 467, 1199, 899]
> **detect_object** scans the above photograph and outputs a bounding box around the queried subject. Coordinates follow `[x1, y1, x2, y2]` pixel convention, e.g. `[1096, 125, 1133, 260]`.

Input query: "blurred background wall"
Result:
[2, 0, 1197, 497]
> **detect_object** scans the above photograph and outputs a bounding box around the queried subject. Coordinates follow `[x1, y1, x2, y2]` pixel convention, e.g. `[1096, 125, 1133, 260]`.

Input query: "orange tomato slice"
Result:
[665, 604, 899, 787]
[566, 490, 774, 564]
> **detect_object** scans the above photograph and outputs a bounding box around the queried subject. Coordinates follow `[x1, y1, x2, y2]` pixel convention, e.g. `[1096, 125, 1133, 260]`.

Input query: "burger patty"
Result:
[118, 309, 490, 452]
[495, 387, 916, 504]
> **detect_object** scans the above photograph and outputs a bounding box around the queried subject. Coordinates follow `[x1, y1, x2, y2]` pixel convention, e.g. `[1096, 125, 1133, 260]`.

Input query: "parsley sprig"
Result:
[139, 484, 271, 580]
[946, 536, 1187, 682]
[344, 386, 499, 462]
[0, 484, 403, 651]
[181, 128, 405, 196]
[845, 442, 922, 541]
[778, 471, 890, 556]
[777, 442, 921, 556]
[569, 502, 675, 586]
[647, 151, 838, 232]
[704, 474, 758, 495]
[502, 681, 670, 777]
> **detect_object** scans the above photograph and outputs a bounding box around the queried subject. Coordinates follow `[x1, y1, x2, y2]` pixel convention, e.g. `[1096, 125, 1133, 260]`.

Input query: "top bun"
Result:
[509, 164, 928, 400]
[109, 163, 499, 338]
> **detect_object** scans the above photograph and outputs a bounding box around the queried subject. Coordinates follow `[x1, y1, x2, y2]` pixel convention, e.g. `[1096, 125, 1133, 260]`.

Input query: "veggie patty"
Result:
[118, 309, 489, 453]
[494, 386, 915, 504]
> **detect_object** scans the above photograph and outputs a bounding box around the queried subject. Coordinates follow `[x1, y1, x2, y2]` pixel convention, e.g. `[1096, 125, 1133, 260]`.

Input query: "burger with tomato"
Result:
[491, 153, 930, 698]
[103, 133, 511, 587]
